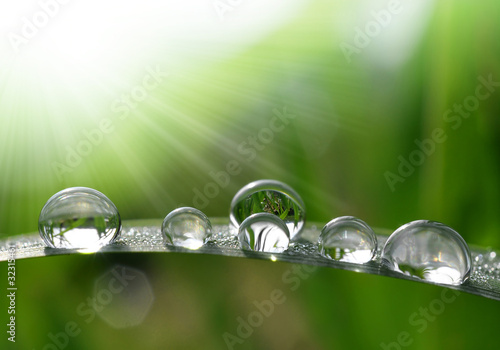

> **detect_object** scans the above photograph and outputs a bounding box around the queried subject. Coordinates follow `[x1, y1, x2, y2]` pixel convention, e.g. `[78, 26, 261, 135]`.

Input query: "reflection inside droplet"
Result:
[238, 213, 290, 253]
[38, 187, 121, 249]
[162, 207, 211, 250]
[230, 179, 306, 239]
[318, 216, 377, 263]
[381, 220, 471, 285]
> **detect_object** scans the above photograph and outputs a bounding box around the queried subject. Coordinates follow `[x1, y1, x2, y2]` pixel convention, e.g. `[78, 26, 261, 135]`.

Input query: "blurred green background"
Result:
[1, 0, 500, 349]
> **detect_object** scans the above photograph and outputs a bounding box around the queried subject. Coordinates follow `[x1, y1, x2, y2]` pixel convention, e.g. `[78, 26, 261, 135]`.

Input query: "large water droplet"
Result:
[381, 220, 471, 285]
[162, 207, 211, 250]
[238, 213, 290, 253]
[318, 216, 377, 263]
[230, 180, 305, 239]
[39, 187, 121, 249]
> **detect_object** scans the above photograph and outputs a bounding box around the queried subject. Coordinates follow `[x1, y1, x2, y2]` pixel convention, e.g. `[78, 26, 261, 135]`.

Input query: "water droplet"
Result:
[382, 220, 471, 285]
[489, 251, 497, 260]
[230, 180, 305, 239]
[39, 187, 121, 249]
[162, 207, 211, 250]
[318, 216, 377, 263]
[238, 213, 290, 253]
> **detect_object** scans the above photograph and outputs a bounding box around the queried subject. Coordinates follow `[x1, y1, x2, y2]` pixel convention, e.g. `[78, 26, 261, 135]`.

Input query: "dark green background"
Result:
[1, 0, 500, 349]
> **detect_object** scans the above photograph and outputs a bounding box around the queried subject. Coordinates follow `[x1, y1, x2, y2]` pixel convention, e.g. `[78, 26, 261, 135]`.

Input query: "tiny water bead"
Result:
[39, 187, 121, 249]
[238, 213, 290, 253]
[381, 220, 472, 285]
[318, 216, 377, 263]
[162, 207, 212, 250]
[230, 179, 306, 239]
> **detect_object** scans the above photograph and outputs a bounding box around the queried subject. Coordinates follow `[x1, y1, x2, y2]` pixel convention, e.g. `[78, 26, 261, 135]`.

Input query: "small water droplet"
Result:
[238, 213, 290, 253]
[489, 251, 497, 260]
[230, 180, 306, 238]
[162, 207, 211, 250]
[475, 254, 484, 264]
[38, 187, 121, 249]
[382, 220, 471, 285]
[318, 216, 377, 263]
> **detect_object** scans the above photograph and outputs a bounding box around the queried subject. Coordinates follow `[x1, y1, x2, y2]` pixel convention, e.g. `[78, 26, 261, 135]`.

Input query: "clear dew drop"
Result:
[238, 213, 290, 253]
[38, 187, 121, 249]
[230, 179, 306, 239]
[381, 220, 472, 285]
[162, 207, 211, 250]
[318, 216, 377, 263]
